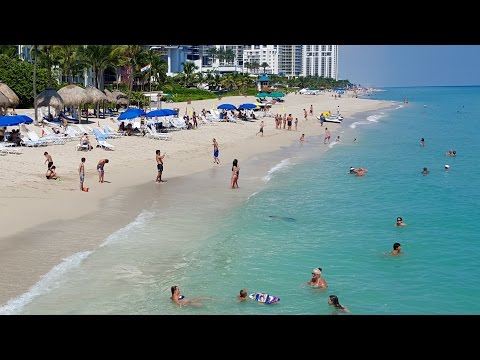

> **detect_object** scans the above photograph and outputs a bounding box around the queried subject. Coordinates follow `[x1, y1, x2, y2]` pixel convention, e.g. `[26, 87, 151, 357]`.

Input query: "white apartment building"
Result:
[301, 45, 338, 79]
[242, 45, 278, 75]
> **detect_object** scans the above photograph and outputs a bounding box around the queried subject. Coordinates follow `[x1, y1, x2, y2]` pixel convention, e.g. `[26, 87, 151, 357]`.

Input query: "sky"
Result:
[339, 46, 480, 87]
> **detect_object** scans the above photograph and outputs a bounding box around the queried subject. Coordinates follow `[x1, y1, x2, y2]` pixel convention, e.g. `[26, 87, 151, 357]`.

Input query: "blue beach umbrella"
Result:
[117, 108, 146, 120]
[217, 104, 237, 110]
[146, 109, 178, 117]
[238, 103, 258, 110]
[0, 115, 33, 126]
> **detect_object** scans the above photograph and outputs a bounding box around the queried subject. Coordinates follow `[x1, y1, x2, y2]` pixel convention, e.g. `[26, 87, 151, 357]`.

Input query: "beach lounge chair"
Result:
[146, 126, 172, 140]
[92, 128, 115, 150]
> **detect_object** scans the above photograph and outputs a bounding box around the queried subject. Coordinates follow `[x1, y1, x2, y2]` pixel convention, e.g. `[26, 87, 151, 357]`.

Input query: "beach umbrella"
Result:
[0, 82, 20, 108]
[117, 108, 146, 120]
[0, 92, 9, 106]
[104, 89, 117, 103]
[36, 88, 64, 109]
[217, 103, 236, 110]
[57, 84, 89, 122]
[112, 91, 129, 105]
[85, 86, 107, 104]
[146, 109, 177, 117]
[256, 92, 269, 98]
[238, 103, 258, 110]
[269, 92, 285, 98]
[0, 115, 33, 127]
[85, 86, 108, 120]
[57, 85, 89, 107]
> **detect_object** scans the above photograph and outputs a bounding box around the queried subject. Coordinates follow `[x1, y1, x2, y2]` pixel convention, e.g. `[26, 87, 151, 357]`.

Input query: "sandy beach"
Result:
[0, 92, 393, 306]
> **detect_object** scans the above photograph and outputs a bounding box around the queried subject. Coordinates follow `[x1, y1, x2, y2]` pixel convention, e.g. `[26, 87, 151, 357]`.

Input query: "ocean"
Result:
[3, 86, 480, 315]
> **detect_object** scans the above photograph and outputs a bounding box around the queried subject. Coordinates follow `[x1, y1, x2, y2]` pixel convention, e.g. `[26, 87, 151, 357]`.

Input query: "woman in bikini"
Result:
[231, 159, 240, 189]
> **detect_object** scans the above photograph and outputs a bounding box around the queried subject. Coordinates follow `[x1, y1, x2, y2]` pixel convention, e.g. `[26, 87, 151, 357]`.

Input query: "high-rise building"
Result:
[301, 45, 338, 79]
[277, 45, 303, 77]
[242, 45, 278, 74]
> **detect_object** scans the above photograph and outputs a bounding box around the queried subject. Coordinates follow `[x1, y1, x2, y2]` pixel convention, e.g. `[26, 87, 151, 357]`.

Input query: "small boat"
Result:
[318, 114, 343, 123]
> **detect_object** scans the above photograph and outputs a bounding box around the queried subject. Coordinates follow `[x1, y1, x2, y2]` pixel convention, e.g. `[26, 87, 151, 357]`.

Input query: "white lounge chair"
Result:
[92, 129, 115, 150]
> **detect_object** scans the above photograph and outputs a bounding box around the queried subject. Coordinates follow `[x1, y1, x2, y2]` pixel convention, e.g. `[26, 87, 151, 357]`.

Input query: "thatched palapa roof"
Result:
[112, 91, 129, 105]
[0, 82, 20, 107]
[85, 86, 107, 104]
[104, 89, 117, 103]
[0, 92, 10, 107]
[57, 84, 89, 107]
[36, 88, 64, 108]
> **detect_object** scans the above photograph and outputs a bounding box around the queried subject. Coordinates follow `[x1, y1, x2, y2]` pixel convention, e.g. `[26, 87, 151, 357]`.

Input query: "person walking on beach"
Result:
[309, 104, 313, 116]
[97, 158, 109, 183]
[156, 150, 166, 183]
[294, 117, 298, 131]
[324, 127, 331, 144]
[303, 108, 308, 121]
[44, 152, 53, 170]
[257, 121, 265, 137]
[212, 138, 220, 164]
[231, 159, 240, 189]
[287, 114, 293, 130]
[79, 157, 87, 191]
[308, 268, 328, 288]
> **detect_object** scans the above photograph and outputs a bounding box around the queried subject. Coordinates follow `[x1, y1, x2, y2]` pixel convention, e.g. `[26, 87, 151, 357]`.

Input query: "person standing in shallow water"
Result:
[231, 159, 240, 189]
[212, 138, 220, 164]
[156, 150, 167, 183]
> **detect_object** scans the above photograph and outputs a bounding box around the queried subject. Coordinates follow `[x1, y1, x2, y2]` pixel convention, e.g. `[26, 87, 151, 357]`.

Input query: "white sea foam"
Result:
[0, 251, 92, 315]
[100, 210, 154, 247]
[349, 113, 385, 129]
[262, 158, 291, 182]
[247, 191, 259, 200]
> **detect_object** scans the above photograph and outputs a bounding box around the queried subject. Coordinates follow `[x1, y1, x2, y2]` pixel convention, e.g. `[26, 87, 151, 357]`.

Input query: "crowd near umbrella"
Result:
[238, 103, 258, 110]
[217, 103, 236, 110]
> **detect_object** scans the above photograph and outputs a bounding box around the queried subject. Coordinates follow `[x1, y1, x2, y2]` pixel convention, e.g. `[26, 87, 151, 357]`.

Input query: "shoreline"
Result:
[0, 93, 394, 306]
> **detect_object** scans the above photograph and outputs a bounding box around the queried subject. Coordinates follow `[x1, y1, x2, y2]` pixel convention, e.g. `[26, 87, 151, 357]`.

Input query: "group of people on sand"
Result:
[43, 151, 109, 190]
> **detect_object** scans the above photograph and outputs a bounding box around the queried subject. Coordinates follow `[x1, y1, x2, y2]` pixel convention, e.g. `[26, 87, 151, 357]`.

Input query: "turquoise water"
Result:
[5, 86, 480, 314]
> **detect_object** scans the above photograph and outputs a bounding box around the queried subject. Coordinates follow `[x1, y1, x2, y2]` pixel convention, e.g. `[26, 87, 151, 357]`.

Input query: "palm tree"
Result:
[53, 45, 82, 83]
[250, 61, 260, 74]
[225, 48, 235, 65]
[0, 45, 18, 58]
[208, 47, 218, 64]
[33, 45, 38, 125]
[261, 62, 269, 74]
[114, 45, 147, 92]
[79, 45, 115, 90]
[217, 48, 226, 65]
[181, 61, 199, 87]
[35, 45, 57, 79]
